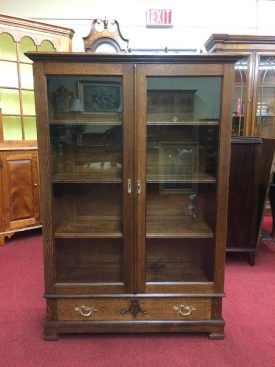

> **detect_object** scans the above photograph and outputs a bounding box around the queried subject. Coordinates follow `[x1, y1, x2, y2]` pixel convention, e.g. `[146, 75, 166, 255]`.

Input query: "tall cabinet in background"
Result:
[0, 14, 74, 244]
[205, 34, 275, 263]
[204, 34, 275, 138]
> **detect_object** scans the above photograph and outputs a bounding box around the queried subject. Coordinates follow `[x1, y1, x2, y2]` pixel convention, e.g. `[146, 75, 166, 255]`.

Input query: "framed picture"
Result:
[78, 81, 122, 113]
[159, 141, 199, 194]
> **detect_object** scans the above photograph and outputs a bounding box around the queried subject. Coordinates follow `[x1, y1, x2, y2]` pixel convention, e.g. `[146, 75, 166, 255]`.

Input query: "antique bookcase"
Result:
[0, 14, 74, 244]
[27, 52, 237, 340]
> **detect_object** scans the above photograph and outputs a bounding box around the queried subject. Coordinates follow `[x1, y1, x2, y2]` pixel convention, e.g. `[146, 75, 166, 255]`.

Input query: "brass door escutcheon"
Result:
[120, 300, 147, 316]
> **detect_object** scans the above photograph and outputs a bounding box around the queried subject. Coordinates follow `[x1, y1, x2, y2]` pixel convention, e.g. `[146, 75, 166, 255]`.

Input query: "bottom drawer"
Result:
[57, 297, 212, 321]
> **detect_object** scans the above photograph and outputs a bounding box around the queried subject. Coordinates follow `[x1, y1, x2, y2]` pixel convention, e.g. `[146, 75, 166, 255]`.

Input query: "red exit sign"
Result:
[146, 9, 173, 27]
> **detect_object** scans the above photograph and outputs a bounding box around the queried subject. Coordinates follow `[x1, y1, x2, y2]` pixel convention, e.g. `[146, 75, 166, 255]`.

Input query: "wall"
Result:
[0, 0, 275, 51]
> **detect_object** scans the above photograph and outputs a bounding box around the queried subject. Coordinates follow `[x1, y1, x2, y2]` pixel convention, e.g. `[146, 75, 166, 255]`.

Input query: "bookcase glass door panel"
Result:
[56, 238, 123, 283]
[145, 76, 220, 284]
[255, 56, 275, 137]
[47, 75, 124, 285]
[232, 57, 248, 136]
[52, 183, 122, 237]
[146, 238, 214, 282]
[50, 123, 122, 181]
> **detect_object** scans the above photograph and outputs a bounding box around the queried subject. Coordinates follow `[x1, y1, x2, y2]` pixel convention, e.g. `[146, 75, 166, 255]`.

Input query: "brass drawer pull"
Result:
[74, 305, 98, 317]
[173, 304, 196, 316]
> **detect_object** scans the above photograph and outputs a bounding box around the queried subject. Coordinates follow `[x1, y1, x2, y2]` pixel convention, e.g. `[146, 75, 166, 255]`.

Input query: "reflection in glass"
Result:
[146, 183, 216, 237]
[53, 183, 122, 236]
[232, 57, 248, 136]
[47, 76, 122, 122]
[146, 125, 219, 181]
[255, 56, 275, 137]
[145, 76, 220, 284]
[147, 76, 221, 122]
[50, 124, 122, 180]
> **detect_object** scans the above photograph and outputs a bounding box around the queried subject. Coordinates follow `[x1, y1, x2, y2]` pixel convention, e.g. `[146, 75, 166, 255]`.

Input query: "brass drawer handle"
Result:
[173, 304, 196, 316]
[74, 305, 98, 317]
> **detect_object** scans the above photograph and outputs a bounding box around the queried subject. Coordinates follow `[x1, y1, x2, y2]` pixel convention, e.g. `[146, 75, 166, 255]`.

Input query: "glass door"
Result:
[232, 57, 249, 136]
[254, 55, 275, 137]
[45, 69, 134, 293]
[135, 65, 226, 294]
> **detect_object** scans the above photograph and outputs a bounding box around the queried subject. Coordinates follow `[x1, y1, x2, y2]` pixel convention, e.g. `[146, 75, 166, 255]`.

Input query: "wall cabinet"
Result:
[0, 14, 74, 243]
[28, 52, 237, 339]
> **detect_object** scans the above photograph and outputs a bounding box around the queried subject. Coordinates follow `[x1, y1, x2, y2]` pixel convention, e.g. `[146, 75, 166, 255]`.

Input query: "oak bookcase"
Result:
[27, 52, 238, 339]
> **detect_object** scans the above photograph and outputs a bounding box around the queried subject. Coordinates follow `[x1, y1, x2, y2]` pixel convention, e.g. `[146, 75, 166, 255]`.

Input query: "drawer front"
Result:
[57, 297, 212, 321]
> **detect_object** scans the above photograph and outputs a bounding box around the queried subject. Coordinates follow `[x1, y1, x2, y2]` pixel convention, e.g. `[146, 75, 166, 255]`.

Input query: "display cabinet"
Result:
[0, 14, 74, 244]
[28, 52, 237, 340]
[205, 34, 275, 248]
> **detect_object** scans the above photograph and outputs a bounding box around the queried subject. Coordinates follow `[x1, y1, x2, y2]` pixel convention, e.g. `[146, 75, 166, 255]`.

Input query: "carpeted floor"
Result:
[0, 227, 274, 367]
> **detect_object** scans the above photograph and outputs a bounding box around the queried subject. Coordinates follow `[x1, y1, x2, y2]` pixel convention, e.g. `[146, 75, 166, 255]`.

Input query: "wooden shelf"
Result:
[146, 263, 210, 282]
[146, 216, 214, 238]
[52, 171, 122, 183]
[50, 120, 122, 125]
[57, 264, 122, 283]
[147, 171, 216, 183]
[55, 218, 123, 238]
[147, 120, 220, 126]
[50, 112, 122, 124]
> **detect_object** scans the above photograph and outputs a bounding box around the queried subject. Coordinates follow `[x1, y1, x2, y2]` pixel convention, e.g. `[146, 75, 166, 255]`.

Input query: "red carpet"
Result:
[0, 228, 274, 367]
[262, 215, 273, 234]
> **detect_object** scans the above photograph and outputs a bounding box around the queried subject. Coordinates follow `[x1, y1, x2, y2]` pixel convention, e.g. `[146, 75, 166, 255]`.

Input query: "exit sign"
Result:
[146, 9, 173, 27]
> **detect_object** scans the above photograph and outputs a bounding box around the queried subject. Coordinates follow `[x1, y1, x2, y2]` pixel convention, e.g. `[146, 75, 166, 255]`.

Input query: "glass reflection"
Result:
[50, 124, 122, 179]
[255, 56, 275, 137]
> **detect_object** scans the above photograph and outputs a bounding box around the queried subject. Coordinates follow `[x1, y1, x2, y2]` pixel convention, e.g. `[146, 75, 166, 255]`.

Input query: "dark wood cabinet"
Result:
[28, 52, 237, 340]
[227, 138, 262, 265]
